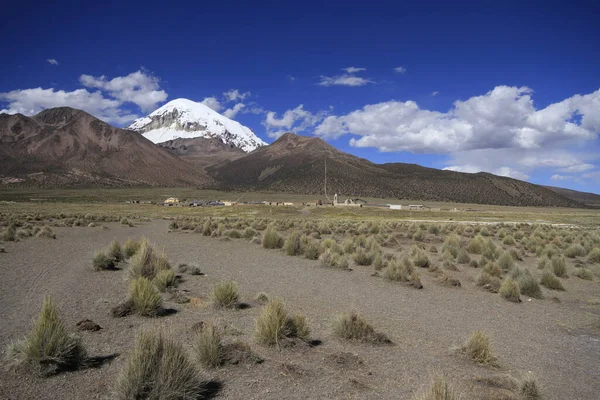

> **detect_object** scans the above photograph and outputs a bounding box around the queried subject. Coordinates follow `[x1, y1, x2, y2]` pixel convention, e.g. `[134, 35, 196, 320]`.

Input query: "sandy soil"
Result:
[0, 220, 599, 399]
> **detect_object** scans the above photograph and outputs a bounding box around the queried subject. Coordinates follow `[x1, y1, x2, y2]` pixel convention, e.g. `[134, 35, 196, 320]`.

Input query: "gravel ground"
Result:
[0, 220, 599, 399]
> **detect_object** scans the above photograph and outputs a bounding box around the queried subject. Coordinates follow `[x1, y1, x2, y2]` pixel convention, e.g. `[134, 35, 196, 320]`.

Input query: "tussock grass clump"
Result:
[255, 300, 310, 347]
[588, 247, 600, 263]
[107, 240, 123, 263]
[262, 226, 284, 249]
[242, 227, 257, 239]
[518, 271, 543, 299]
[320, 249, 350, 269]
[2, 224, 17, 241]
[520, 372, 542, 400]
[482, 261, 502, 277]
[153, 269, 177, 292]
[414, 376, 459, 400]
[551, 255, 567, 277]
[128, 239, 171, 280]
[195, 324, 223, 368]
[303, 240, 320, 260]
[92, 251, 116, 271]
[210, 281, 239, 309]
[540, 270, 565, 291]
[283, 231, 302, 256]
[353, 247, 374, 266]
[122, 238, 141, 258]
[573, 267, 593, 280]
[456, 248, 471, 264]
[564, 244, 586, 258]
[114, 330, 203, 400]
[412, 247, 430, 268]
[502, 235, 516, 245]
[332, 312, 390, 343]
[497, 251, 515, 271]
[224, 229, 242, 239]
[342, 237, 355, 253]
[462, 330, 495, 364]
[499, 278, 521, 302]
[477, 271, 502, 293]
[412, 229, 424, 241]
[383, 257, 423, 288]
[255, 292, 269, 302]
[129, 278, 163, 317]
[468, 235, 485, 254]
[36, 226, 56, 239]
[6, 296, 87, 376]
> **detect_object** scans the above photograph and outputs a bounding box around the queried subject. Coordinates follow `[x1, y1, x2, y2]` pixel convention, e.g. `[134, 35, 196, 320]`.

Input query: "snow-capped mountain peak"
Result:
[128, 98, 267, 152]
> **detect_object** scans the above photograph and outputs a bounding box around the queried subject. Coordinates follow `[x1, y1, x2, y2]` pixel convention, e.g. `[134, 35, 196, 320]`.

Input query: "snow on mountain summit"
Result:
[128, 98, 266, 152]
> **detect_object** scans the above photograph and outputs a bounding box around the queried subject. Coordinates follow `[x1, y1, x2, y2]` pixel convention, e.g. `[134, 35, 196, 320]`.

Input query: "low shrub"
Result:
[114, 330, 203, 400]
[107, 240, 123, 263]
[383, 258, 423, 288]
[6, 296, 87, 376]
[303, 240, 320, 260]
[412, 247, 430, 268]
[35, 226, 56, 239]
[1, 224, 17, 241]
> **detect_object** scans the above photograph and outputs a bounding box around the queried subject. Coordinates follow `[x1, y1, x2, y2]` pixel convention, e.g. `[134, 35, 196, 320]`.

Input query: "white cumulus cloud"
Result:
[200, 97, 222, 112]
[79, 70, 167, 112]
[223, 89, 250, 103]
[343, 67, 366, 74]
[319, 75, 374, 87]
[223, 103, 246, 119]
[263, 105, 327, 138]
[394, 66, 407, 74]
[47, 59, 59, 65]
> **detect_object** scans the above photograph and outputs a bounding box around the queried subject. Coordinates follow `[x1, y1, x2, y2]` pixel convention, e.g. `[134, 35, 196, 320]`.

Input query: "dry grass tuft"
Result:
[255, 300, 310, 347]
[499, 278, 521, 302]
[414, 376, 460, 400]
[332, 312, 390, 344]
[462, 330, 495, 364]
[283, 231, 302, 256]
[540, 270, 565, 291]
[520, 372, 542, 400]
[129, 277, 163, 317]
[92, 250, 116, 271]
[550, 256, 567, 277]
[262, 225, 284, 249]
[128, 238, 170, 280]
[5, 296, 87, 376]
[518, 271, 543, 299]
[210, 281, 239, 309]
[195, 324, 223, 368]
[573, 267, 593, 280]
[114, 330, 204, 400]
[122, 238, 141, 258]
[153, 269, 177, 292]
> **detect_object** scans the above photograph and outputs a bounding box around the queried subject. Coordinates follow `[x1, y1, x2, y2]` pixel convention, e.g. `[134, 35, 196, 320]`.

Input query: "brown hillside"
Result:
[158, 137, 244, 169]
[207, 133, 583, 207]
[544, 185, 600, 208]
[0, 108, 210, 187]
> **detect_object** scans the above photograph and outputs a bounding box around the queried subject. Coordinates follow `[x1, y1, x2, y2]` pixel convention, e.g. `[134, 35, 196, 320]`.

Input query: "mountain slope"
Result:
[128, 98, 267, 152]
[544, 186, 600, 208]
[157, 137, 245, 169]
[0, 107, 211, 187]
[207, 133, 584, 207]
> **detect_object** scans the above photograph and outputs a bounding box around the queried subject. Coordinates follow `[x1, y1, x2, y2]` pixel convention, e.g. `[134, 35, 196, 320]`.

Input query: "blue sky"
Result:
[1, 0, 599, 193]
